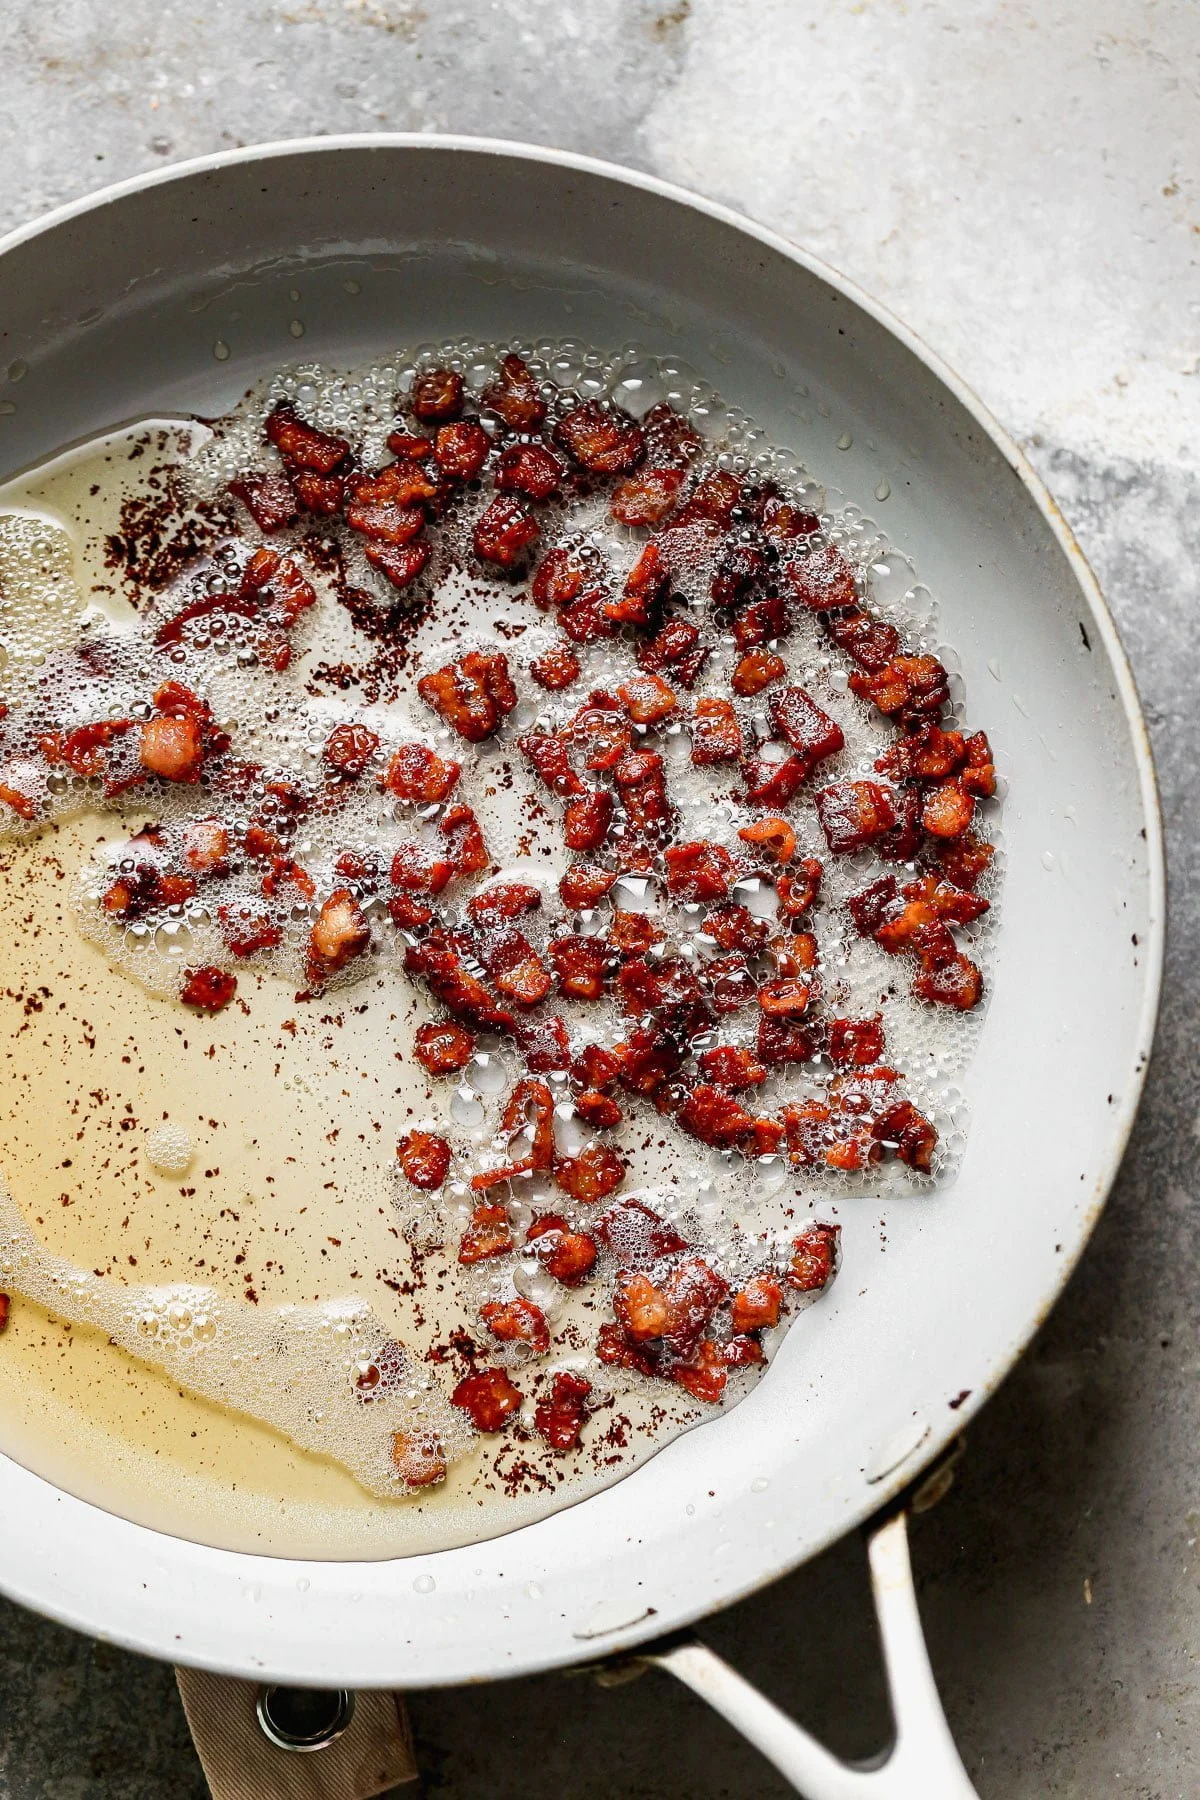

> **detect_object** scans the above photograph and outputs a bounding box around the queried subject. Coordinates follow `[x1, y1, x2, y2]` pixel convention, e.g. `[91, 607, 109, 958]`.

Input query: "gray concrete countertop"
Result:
[0, 3, 1196, 1795]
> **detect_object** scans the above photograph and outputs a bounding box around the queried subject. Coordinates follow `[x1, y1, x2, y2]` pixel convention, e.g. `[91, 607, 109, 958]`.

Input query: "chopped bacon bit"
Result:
[742, 753, 809, 809]
[637, 617, 709, 688]
[597, 1196, 689, 1268]
[614, 750, 672, 839]
[218, 904, 283, 959]
[467, 882, 542, 926]
[458, 1203, 514, 1264]
[365, 539, 431, 590]
[568, 697, 632, 770]
[473, 495, 541, 567]
[410, 367, 465, 423]
[607, 910, 664, 955]
[825, 607, 901, 672]
[675, 469, 743, 528]
[731, 1273, 784, 1333]
[307, 888, 371, 983]
[783, 541, 858, 611]
[385, 431, 434, 460]
[757, 977, 813, 1019]
[559, 588, 619, 643]
[737, 815, 796, 863]
[850, 654, 950, 723]
[397, 1129, 452, 1190]
[180, 818, 230, 876]
[389, 843, 453, 907]
[732, 592, 790, 652]
[961, 731, 996, 797]
[434, 804, 487, 877]
[414, 1019, 476, 1075]
[659, 1259, 731, 1354]
[614, 1272, 669, 1341]
[179, 966, 237, 1012]
[555, 1142, 626, 1203]
[829, 1015, 886, 1067]
[555, 400, 645, 474]
[937, 830, 994, 892]
[139, 714, 204, 783]
[617, 671, 679, 726]
[519, 730, 585, 798]
[390, 1431, 447, 1487]
[722, 1331, 766, 1367]
[228, 470, 299, 532]
[434, 419, 490, 481]
[776, 858, 824, 917]
[815, 780, 898, 853]
[293, 470, 346, 515]
[768, 689, 846, 773]
[873, 1099, 938, 1172]
[498, 1078, 555, 1160]
[922, 778, 975, 839]
[346, 464, 430, 540]
[485, 930, 553, 1008]
[876, 723, 966, 782]
[609, 540, 668, 624]
[596, 1321, 657, 1374]
[483, 354, 547, 431]
[549, 935, 610, 1002]
[664, 839, 735, 903]
[913, 953, 983, 1011]
[480, 1297, 550, 1354]
[0, 1292, 9, 1332]
[711, 541, 769, 608]
[574, 1089, 623, 1129]
[788, 1223, 840, 1291]
[691, 696, 744, 765]
[513, 1012, 572, 1074]
[530, 643, 581, 691]
[322, 721, 380, 779]
[451, 1365, 522, 1431]
[564, 788, 615, 852]
[559, 862, 617, 910]
[847, 875, 899, 938]
[703, 903, 769, 953]
[265, 403, 350, 474]
[611, 466, 686, 526]
[732, 648, 786, 696]
[696, 1044, 767, 1090]
[534, 1371, 592, 1450]
[704, 953, 755, 1014]
[418, 650, 517, 743]
[902, 871, 990, 926]
[48, 718, 135, 777]
[495, 441, 564, 501]
[676, 1083, 755, 1149]
[756, 490, 820, 543]
[756, 1016, 818, 1069]
[527, 1214, 599, 1286]
[0, 783, 35, 821]
[531, 544, 590, 609]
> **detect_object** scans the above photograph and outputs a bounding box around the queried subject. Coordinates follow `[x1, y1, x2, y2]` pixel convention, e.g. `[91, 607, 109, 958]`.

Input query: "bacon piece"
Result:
[559, 862, 617, 911]
[397, 1129, 452, 1189]
[902, 872, 990, 926]
[458, 1203, 514, 1264]
[480, 1297, 550, 1354]
[483, 354, 547, 431]
[850, 654, 950, 724]
[555, 401, 645, 474]
[611, 466, 686, 526]
[876, 723, 966, 782]
[636, 617, 709, 688]
[451, 1366, 522, 1431]
[783, 541, 857, 611]
[385, 431, 434, 460]
[673, 469, 742, 529]
[365, 540, 431, 590]
[563, 789, 614, 854]
[228, 471, 299, 532]
[696, 1044, 767, 1090]
[781, 1098, 833, 1163]
[829, 1015, 886, 1067]
[468, 883, 542, 926]
[568, 697, 631, 771]
[768, 689, 846, 771]
[755, 490, 820, 544]
[513, 1012, 572, 1074]
[913, 953, 983, 1010]
[495, 442, 564, 501]
[664, 840, 735, 903]
[732, 592, 790, 653]
[788, 1223, 839, 1291]
[613, 1272, 669, 1341]
[390, 1431, 447, 1488]
[737, 815, 795, 863]
[847, 875, 899, 938]
[418, 650, 517, 743]
[136, 713, 203, 783]
[346, 463, 431, 542]
[742, 753, 810, 809]
[703, 903, 769, 953]
[439, 804, 489, 875]
[815, 781, 898, 853]
[730, 1273, 784, 1333]
[825, 607, 901, 672]
[179, 966, 237, 1012]
[961, 731, 996, 798]
[757, 976, 813, 1019]
[922, 779, 975, 840]
[483, 930, 552, 1008]
[670, 1340, 729, 1402]
[519, 730, 584, 798]
[531, 544, 591, 609]
[388, 844, 454, 926]
[530, 643, 581, 691]
[499, 1080, 556, 1169]
[434, 419, 490, 481]
[710, 542, 769, 609]
[658, 1259, 730, 1355]
[608, 540, 668, 625]
[266, 403, 350, 474]
[690, 697, 744, 766]
[614, 750, 671, 841]
[607, 911, 664, 955]
[555, 1143, 626, 1203]
[722, 1331, 766, 1368]
[617, 672, 679, 726]
[218, 904, 283, 958]
[410, 367, 465, 423]
[0, 781, 35, 820]
[414, 1020, 476, 1075]
[534, 1371, 592, 1450]
[597, 1196, 689, 1269]
[558, 589, 618, 644]
[732, 648, 786, 696]
[291, 470, 344, 514]
[574, 1089, 623, 1130]
[308, 888, 371, 982]
[776, 858, 823, 918]
[323, 722, 380, 779]
[548, 935, 610, 1002]
[937, 830, 994, 892]
[527, 1214, 599, 1287]
[873, 1099, 938, 1172]
[703, 954, 756, 1015]
[756, 1015, 818, 1068]
[473, 495, 540, 568]
[617, 956, 710, 1035]
[181, 818, 230, 877]
[676, 1083, 755, 1150]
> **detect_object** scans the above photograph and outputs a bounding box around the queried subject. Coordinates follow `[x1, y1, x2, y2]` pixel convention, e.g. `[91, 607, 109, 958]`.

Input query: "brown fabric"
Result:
[175, 1667, 418, 1800]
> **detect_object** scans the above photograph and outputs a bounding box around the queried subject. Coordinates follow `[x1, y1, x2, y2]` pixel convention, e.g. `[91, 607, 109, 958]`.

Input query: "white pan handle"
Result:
[643, 1509, 978, 1800]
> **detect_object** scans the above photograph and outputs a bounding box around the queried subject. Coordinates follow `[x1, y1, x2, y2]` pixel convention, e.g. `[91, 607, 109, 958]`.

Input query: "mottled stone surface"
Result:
[0, 3, 1197, 1795]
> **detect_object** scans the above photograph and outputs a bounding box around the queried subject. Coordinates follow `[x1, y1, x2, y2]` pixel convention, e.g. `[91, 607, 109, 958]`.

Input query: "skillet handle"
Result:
[641, 1509, 978, 1800]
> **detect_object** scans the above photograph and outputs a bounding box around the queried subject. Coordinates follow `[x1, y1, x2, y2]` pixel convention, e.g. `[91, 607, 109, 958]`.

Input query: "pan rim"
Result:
[0, 133, 1166, 1680]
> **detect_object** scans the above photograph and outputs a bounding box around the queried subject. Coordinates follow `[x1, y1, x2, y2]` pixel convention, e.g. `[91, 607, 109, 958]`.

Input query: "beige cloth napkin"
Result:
[176, 1668, 418, 1800]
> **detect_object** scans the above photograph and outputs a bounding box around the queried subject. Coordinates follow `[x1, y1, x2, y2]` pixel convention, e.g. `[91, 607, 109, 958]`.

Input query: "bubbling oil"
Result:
[0, 340, 998, 1556]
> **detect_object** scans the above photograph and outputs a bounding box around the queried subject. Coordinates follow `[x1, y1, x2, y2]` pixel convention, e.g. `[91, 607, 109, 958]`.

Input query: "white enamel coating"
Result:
[0, 142, 1163, 1713]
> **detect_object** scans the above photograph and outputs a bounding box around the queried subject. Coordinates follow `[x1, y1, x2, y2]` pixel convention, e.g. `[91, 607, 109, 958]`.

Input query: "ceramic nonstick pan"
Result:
[0, 139, 1162, 1797]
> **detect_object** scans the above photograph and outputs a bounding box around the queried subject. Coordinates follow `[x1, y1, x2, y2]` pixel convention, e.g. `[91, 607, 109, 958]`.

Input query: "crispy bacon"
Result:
[529, 643, 581, 691]
[451, 1366, 522, 1431]
[390, 1431, 447, 1487]
[548, 934, 610, 1002]
[458, 1203, 514, 1264]
[365, 540, 430, 590]
[473, 496, 541, 567]
[737, 815, 795, 863]
[555, 401, 645, 474]
[696, 1044, 767, 1090]
[611, 466, 686, 526]
[788, 1223, 840, 1291]
[482, 354, 547, 432]
[534, 1371, 592, 1450]
[307, 888, 371, 982]
[815, 781, 898, 853]
[732, 648, 786, 696]
[181, 818, 230, 876]
[323, 722, 380, 779]
[410, 367, 465, 423]
[434, 419, 490, 481]
[730, 1272, 784, 1333]
[782, 541, 857, 611]
[828, 1015, 886, 1067]
[495, 442, 564, 500]
[480, 1297, 550, 1354]
[555, 1143, 626, 1203]
[102, 863, 196, 921]
[414, 1019, 476, 1075]
[179, 966, 237, 1012]
[397, 1129, 452, 1189]
[439, 805, 489, 875]
[664, 840, 735, 903]
[418, 650, 517, 743]
[527, 1214, 599, 1287]
[617, 672, 679, 726]
[690, 697, 744, 766]
[218, 904, 283, 958]
[850, 654, 950, 723]
[228, 471, 299, 532]
[559, 862, 617, 911]
[265, 403, 350, 474]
